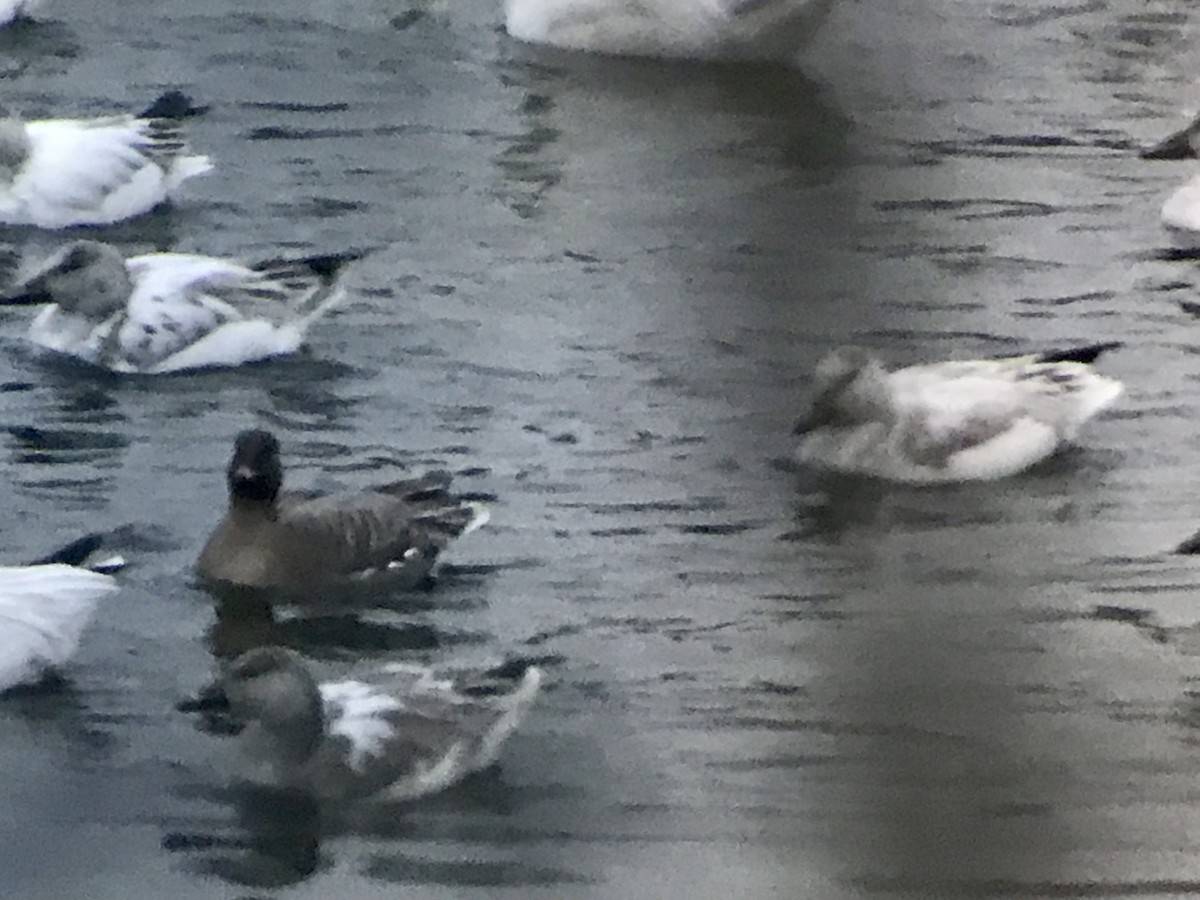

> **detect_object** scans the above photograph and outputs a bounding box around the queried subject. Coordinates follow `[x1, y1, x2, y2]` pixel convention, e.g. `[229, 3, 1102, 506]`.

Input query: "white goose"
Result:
[179, 647, 542, 802]
[0, 534, 123, 691]
[1142, 112, 1200, 245]
[0, 0, 41, 26]
[794, 343, 1123, 483]
[505, 0, 836, 62]
[1, 240, 358, 373]
[0, 91, 211, 228]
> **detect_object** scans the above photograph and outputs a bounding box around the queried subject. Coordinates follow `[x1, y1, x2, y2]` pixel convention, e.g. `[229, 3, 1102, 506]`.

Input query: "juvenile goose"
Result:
[505, 0, 836, 62]
[178, 646, 541, 801]
[794, 342, 1123, 483]
[0, 534, 123, 691]
[196, 430, 489, 591]
[0, 90, 211, 228]
[0, 240, 356, 373]
[1142, 112, 1200, 245]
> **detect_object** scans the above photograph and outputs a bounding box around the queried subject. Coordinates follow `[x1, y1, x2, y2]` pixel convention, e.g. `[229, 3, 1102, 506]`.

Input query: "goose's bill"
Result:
[1142, 128, 1198, 160]
[177, 683, 245, 736]
[793, 410, 817, 435]
[0, 274, 49, 306]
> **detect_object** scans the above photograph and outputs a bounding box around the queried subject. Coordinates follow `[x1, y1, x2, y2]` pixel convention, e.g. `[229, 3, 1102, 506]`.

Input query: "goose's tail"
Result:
[27, 534, 125, 573]
[1034, 342, 1122, 366]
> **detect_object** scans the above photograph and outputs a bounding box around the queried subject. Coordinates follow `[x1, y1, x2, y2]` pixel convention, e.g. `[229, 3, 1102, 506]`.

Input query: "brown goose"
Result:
[196, 430, 488, 591]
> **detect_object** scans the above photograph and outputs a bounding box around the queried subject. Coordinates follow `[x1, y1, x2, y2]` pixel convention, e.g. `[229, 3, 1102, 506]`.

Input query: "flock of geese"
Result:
[2, 0, 1200, 805]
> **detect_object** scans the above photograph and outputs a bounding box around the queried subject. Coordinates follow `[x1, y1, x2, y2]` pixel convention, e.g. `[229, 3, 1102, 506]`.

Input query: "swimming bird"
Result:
[0, 240, 356, 373]
[0, 0, 42, 26]
[196, 430, 490, 591]
[1142, 112, 1200, 245]
[0, 534, 123, 691]
[0, 90, 211, 228]
[793, 343, 1123, 483]
[505, 0, 836, 62]
[178, 646, 541, 801]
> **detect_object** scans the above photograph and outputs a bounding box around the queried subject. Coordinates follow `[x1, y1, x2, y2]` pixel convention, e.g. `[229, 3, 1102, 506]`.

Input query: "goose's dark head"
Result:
[227, 429, 283, 504]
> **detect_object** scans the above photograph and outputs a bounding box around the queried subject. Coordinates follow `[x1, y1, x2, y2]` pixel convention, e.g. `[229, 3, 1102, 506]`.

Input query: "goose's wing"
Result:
[888, 372, 1036, 467]
[276, 490, 439, 577]
[117, 252, 352, 372]
[110, 253, 256, 371]
[318, 667, 540, 799]
[277, 475, 484, 578]
[19, 118, 160, 214]
[0, 564, 118, 688]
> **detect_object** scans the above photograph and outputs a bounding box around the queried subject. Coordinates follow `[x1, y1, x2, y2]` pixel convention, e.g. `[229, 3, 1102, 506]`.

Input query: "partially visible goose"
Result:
[505, 0, 836, 62]
[178, 646, 541, 801]
[0, 240, 357, 373]
[0, 534, 123, 691]
[0, 90, 211, 228]
[197, 430, 490, 591]
[794, 343, 1123, 483]
[1142, 112, 1200, 245]
[0, 0, 42, 26]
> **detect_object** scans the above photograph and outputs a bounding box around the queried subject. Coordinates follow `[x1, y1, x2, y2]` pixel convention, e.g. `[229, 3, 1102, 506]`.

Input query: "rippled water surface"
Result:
[5, 1, 1200, 897]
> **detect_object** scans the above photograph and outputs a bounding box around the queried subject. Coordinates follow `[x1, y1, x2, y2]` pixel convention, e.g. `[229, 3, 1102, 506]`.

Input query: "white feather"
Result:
[321, 680, 404, 770]
[0, 0, 41, 25]
[505, 0, 835, 61]
[0, 108, 210, 229]
[0, 564, 118, 690]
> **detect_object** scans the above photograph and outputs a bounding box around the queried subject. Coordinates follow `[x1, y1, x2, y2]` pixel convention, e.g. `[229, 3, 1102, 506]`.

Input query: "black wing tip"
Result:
[253, 247, 372, 283]
[28, 533, 104, 567]
[1034, 341, 1122, 365]
[139, 90, 210, 121]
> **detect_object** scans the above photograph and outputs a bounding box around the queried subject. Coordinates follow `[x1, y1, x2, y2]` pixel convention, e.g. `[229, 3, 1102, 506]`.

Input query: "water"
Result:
[2, 0, 1200, 896]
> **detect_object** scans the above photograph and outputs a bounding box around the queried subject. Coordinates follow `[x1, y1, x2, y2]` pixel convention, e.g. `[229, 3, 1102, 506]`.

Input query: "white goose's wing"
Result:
[15, 116, 209, 228]
[889, 369, 1048, 467]
[317, 666, 541, 800]
[115, 252, 349, 373]
[16, 118, 161, 225]
[101, 253, 253, 372]
[0, 564, 118, 689]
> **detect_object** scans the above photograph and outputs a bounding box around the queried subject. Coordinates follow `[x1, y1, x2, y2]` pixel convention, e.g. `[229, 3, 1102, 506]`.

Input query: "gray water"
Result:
[2, 0, 1200, 897]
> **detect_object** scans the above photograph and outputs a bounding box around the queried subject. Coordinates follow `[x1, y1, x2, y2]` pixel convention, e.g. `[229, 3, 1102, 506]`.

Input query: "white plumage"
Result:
[180, 647, 542, 802]
[0, 93, 211, 228]
[505, 0, 836, 62]
[0, 0, 41, 26]
[794, 344, 1123, 483]
[0, 562, 119, 690]
[3, 240, 355, 373]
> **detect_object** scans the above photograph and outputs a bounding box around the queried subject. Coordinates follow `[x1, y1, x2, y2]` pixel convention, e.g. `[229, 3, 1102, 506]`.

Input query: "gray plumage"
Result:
[179, 646, 541, 801]
[196, 430, 489, 591]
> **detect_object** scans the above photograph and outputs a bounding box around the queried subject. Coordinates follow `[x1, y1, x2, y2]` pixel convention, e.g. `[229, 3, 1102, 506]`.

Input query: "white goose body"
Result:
[795, 344, 1123, 484]
[0, 563, 118, 690]
[7, 241, 353, 373]
[0, 96, 211, 229]
[505, 0, 836, 62]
